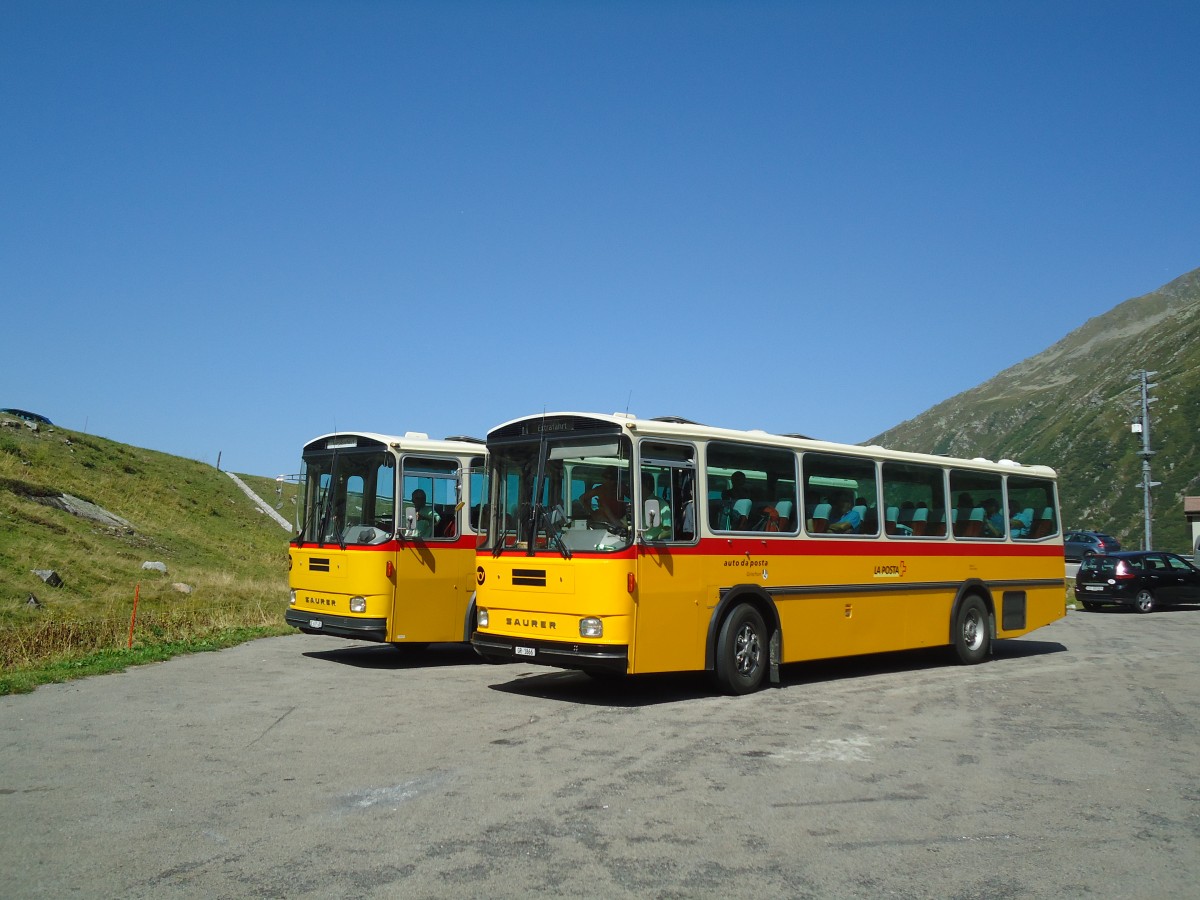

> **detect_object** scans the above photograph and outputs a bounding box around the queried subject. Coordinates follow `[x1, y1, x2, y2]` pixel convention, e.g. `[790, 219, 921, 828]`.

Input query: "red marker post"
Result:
[127, 584, 140, 649]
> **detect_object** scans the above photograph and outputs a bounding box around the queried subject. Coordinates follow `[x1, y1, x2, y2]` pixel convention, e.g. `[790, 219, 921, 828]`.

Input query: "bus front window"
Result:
[297, 450, 395, 546]
[486, 437, 632, 554]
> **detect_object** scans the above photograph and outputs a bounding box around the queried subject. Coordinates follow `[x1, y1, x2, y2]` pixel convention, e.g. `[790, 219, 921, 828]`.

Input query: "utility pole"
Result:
[1130, 370, 1160, 550]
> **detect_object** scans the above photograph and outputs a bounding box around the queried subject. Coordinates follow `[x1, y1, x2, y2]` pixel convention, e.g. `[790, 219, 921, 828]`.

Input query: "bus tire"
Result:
[952, 595, 990, 665]
[714, 604, 768, 695]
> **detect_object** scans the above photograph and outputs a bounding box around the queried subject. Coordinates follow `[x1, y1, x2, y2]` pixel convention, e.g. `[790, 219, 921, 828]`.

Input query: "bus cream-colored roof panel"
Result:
[484, 412, 1056, 479]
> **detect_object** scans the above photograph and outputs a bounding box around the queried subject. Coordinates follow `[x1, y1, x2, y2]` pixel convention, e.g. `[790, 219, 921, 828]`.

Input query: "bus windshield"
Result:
[486, 434, 634, 554]
[297, 448, 396, 546]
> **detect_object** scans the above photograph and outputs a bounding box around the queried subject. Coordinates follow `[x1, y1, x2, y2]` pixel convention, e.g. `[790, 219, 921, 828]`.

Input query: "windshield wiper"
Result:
[314, 455, 340, 547]
[534, 503, 572, 559]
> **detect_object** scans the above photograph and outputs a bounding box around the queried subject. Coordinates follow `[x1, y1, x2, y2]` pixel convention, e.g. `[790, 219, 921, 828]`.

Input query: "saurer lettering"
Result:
[506, 618, 557, 630]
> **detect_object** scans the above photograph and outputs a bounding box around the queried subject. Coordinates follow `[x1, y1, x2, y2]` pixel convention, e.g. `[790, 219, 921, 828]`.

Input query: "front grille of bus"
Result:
[512, 568, 547, 587]
[309, 558, 330, 572]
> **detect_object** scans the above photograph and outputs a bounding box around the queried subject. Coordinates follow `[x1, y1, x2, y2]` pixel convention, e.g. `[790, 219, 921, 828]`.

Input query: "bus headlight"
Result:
[289, 590, 297, 606]
[580, 617, 603, 638]
[350, 596, 366, 613]
[478, 607, 489, 628]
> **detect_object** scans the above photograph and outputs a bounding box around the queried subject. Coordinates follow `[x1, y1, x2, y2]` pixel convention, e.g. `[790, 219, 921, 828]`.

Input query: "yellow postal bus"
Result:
[287, 431, 485, 647]
[471, 412, 1064, 693]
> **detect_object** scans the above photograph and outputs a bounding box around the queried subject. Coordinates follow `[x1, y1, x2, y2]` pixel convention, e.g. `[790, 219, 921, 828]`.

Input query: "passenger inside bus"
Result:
[982, 498, 1005, 537]
[406, 489, 439, 538]
[720, 471, 752, 529]
[828, 495, 862, 534]
[1010, 507, 1034, 538]
[578, 468, 628, 527]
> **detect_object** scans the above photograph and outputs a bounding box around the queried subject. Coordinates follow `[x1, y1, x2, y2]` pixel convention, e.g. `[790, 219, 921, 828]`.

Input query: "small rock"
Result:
[32, 569, 64, 588]
[141, 561, 168, 574]
[26, 593, 42, 608]
[172, 583, 193, 595]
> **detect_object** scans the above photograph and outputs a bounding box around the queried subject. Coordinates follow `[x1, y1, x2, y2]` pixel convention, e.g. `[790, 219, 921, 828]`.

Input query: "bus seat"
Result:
[960, 507, 984, 537]
[810, 502, 831, 533]
[910, 507, 928, 535]
[1032, 507, 1055, 537]
[885, 506, 899, 534]
[731, 498, 753, 530]
[774, 499, 794, 530]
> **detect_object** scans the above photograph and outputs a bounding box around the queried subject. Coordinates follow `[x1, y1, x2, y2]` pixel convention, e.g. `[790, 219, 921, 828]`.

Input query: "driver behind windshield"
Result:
[577, 468, 628, 527]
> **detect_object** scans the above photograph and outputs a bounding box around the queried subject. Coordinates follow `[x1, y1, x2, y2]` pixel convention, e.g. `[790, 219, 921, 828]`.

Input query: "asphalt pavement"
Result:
[2, 604, 1199, 898]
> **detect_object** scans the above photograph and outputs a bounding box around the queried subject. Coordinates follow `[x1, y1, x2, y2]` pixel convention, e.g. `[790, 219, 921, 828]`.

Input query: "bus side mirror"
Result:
[643, 500, 660, 530]
[403, 506, 418, 537]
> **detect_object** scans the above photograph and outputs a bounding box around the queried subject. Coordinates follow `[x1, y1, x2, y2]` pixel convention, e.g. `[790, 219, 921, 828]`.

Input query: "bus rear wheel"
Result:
[714, 604, 767, 695]
[952, 596, 991, 665]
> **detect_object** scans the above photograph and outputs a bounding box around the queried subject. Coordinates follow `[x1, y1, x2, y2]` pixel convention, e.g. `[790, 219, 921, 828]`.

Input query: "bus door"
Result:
[392, 457, 465, 641]
[632, 443, 705, 673]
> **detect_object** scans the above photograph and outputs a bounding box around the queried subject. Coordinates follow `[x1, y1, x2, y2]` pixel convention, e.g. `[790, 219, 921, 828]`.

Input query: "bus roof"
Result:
[485, 412, 1057, 479]
[303, 431, 485, 456]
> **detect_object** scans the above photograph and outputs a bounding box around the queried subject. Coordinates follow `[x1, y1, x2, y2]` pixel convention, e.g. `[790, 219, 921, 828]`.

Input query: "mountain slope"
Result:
[0, 418, 292, 616]
[872, 267, 1200, 552]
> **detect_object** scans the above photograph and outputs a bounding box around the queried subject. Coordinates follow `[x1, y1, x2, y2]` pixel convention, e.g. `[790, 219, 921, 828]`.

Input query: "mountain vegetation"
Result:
[872, 267, 1200, 553]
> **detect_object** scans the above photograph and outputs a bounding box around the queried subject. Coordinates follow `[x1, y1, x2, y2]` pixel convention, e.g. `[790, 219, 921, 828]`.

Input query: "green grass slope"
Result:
[0, 416, 299, 690]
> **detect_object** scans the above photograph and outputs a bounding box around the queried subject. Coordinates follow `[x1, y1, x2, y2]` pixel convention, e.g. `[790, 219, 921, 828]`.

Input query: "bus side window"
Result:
[639, 441, 697, 543]
[1007, 476, 1056, 540]
[803, 452, 878, 536]
[706, 442, 795, 534]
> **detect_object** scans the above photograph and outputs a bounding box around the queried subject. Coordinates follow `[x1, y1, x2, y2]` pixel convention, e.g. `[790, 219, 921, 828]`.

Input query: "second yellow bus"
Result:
[287, 431, 486, 648]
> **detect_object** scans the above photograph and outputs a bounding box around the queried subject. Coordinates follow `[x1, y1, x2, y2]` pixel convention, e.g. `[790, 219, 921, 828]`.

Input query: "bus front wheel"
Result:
[952, 596, 991, 665]
[714, 604, 768, 695]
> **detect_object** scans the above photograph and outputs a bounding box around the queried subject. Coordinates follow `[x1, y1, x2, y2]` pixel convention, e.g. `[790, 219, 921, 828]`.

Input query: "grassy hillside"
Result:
[0, 415, 298, 690]
[873, 267, 1200, 552]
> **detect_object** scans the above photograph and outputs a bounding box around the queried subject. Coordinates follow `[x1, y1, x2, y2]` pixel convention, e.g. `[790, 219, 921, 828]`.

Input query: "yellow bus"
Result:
[287, 431, 486, 648]
[471, 412, 1065, 693]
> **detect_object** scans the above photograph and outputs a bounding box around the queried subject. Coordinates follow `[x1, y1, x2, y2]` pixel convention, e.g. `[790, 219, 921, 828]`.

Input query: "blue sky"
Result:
[3, 1, 1197, 477]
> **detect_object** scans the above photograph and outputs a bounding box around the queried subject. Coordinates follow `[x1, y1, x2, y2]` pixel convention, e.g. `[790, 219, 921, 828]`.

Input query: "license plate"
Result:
[309, 619, 324, 628]
[514, 646, 535, 657]
[1085, 585, 1103, 592]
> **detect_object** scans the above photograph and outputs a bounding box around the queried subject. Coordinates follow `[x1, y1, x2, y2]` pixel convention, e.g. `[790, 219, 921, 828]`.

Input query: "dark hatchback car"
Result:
[1074, 551, 1200, 613]
[1064, 530, 1121, 561]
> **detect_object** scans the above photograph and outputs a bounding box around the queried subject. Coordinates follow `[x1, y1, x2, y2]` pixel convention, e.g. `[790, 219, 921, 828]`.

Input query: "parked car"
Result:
[1064, 530, 1121, 561]
[1074, 551, 1200, 613]
[0, 408, 53, 425]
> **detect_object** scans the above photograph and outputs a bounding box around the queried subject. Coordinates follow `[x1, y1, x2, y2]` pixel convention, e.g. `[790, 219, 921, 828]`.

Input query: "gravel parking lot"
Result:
[2, 606, 1199, 898]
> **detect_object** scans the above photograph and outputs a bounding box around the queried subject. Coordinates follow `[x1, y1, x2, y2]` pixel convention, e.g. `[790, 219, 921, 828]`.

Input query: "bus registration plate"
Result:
[309, 619, 324, 628]
[515, 646, 535, 657]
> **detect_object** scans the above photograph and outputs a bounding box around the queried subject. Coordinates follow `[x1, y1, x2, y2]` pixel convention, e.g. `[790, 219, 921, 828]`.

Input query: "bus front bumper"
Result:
[286, 609, 388, 642]
[470, 631, 628, 674]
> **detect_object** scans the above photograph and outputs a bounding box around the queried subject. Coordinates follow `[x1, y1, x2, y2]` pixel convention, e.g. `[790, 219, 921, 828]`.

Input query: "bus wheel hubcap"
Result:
[735, 625, 760, 675]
